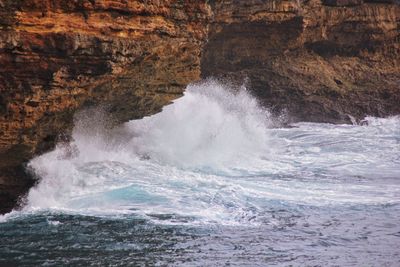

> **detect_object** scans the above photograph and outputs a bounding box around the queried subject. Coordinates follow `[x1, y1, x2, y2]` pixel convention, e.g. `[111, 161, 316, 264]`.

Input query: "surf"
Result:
[8, 80, 396, 225]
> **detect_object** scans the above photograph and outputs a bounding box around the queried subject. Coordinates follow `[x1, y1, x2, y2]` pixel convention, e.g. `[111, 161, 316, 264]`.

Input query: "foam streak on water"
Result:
[1, 80, 400, 266]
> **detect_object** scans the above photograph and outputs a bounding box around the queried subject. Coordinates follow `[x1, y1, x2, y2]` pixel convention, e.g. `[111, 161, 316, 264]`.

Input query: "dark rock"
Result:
[322, 0, 363, 6]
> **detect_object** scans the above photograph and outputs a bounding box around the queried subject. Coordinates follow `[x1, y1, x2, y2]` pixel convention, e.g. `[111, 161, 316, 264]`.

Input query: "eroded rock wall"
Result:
[202, 0, 400, 123]
[0, 0, 211, 213]
[1, 0, 399, 214]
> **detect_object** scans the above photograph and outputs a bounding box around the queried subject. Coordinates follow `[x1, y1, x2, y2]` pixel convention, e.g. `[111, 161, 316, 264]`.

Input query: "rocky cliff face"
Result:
[0, 0, 210, 214]
[1, 0, 399, 214]
[202, 0, 400, 123]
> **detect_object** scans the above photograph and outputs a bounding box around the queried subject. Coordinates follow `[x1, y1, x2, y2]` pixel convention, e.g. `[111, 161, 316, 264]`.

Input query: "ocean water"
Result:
[1, 81, 399, 266]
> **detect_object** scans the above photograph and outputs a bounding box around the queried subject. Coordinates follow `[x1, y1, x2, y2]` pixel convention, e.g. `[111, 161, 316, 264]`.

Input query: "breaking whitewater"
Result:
[1, 81, 399, 266]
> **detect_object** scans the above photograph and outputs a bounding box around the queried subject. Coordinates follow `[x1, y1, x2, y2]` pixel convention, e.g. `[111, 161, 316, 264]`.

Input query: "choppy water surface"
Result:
[1, 81, 400, 266]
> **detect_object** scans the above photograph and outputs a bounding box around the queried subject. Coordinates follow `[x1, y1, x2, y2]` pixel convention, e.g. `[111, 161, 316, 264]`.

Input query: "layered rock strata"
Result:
[202, 0, 400, 123]
[0, 0, 210, 214]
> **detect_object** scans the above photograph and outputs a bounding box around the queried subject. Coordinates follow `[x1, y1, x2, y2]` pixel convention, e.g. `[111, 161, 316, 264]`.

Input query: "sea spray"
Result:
[25, 80, 275, 217]
[127, 80, 273, 169]
[21, 80, 400, 222]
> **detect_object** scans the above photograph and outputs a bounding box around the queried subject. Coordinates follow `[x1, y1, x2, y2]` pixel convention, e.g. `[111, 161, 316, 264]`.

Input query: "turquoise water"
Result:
[1, 81, 400, 266]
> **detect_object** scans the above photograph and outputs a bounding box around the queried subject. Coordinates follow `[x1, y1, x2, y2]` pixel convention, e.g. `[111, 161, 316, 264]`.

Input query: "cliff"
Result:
[0, 0, 210, 214]
[1, 0, 399, 214]
[202, 0, 400, 123]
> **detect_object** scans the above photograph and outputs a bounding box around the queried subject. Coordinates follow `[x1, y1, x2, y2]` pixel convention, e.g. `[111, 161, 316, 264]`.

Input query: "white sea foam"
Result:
[127, 80, 272, 170]
[22, 80, 400, 224]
